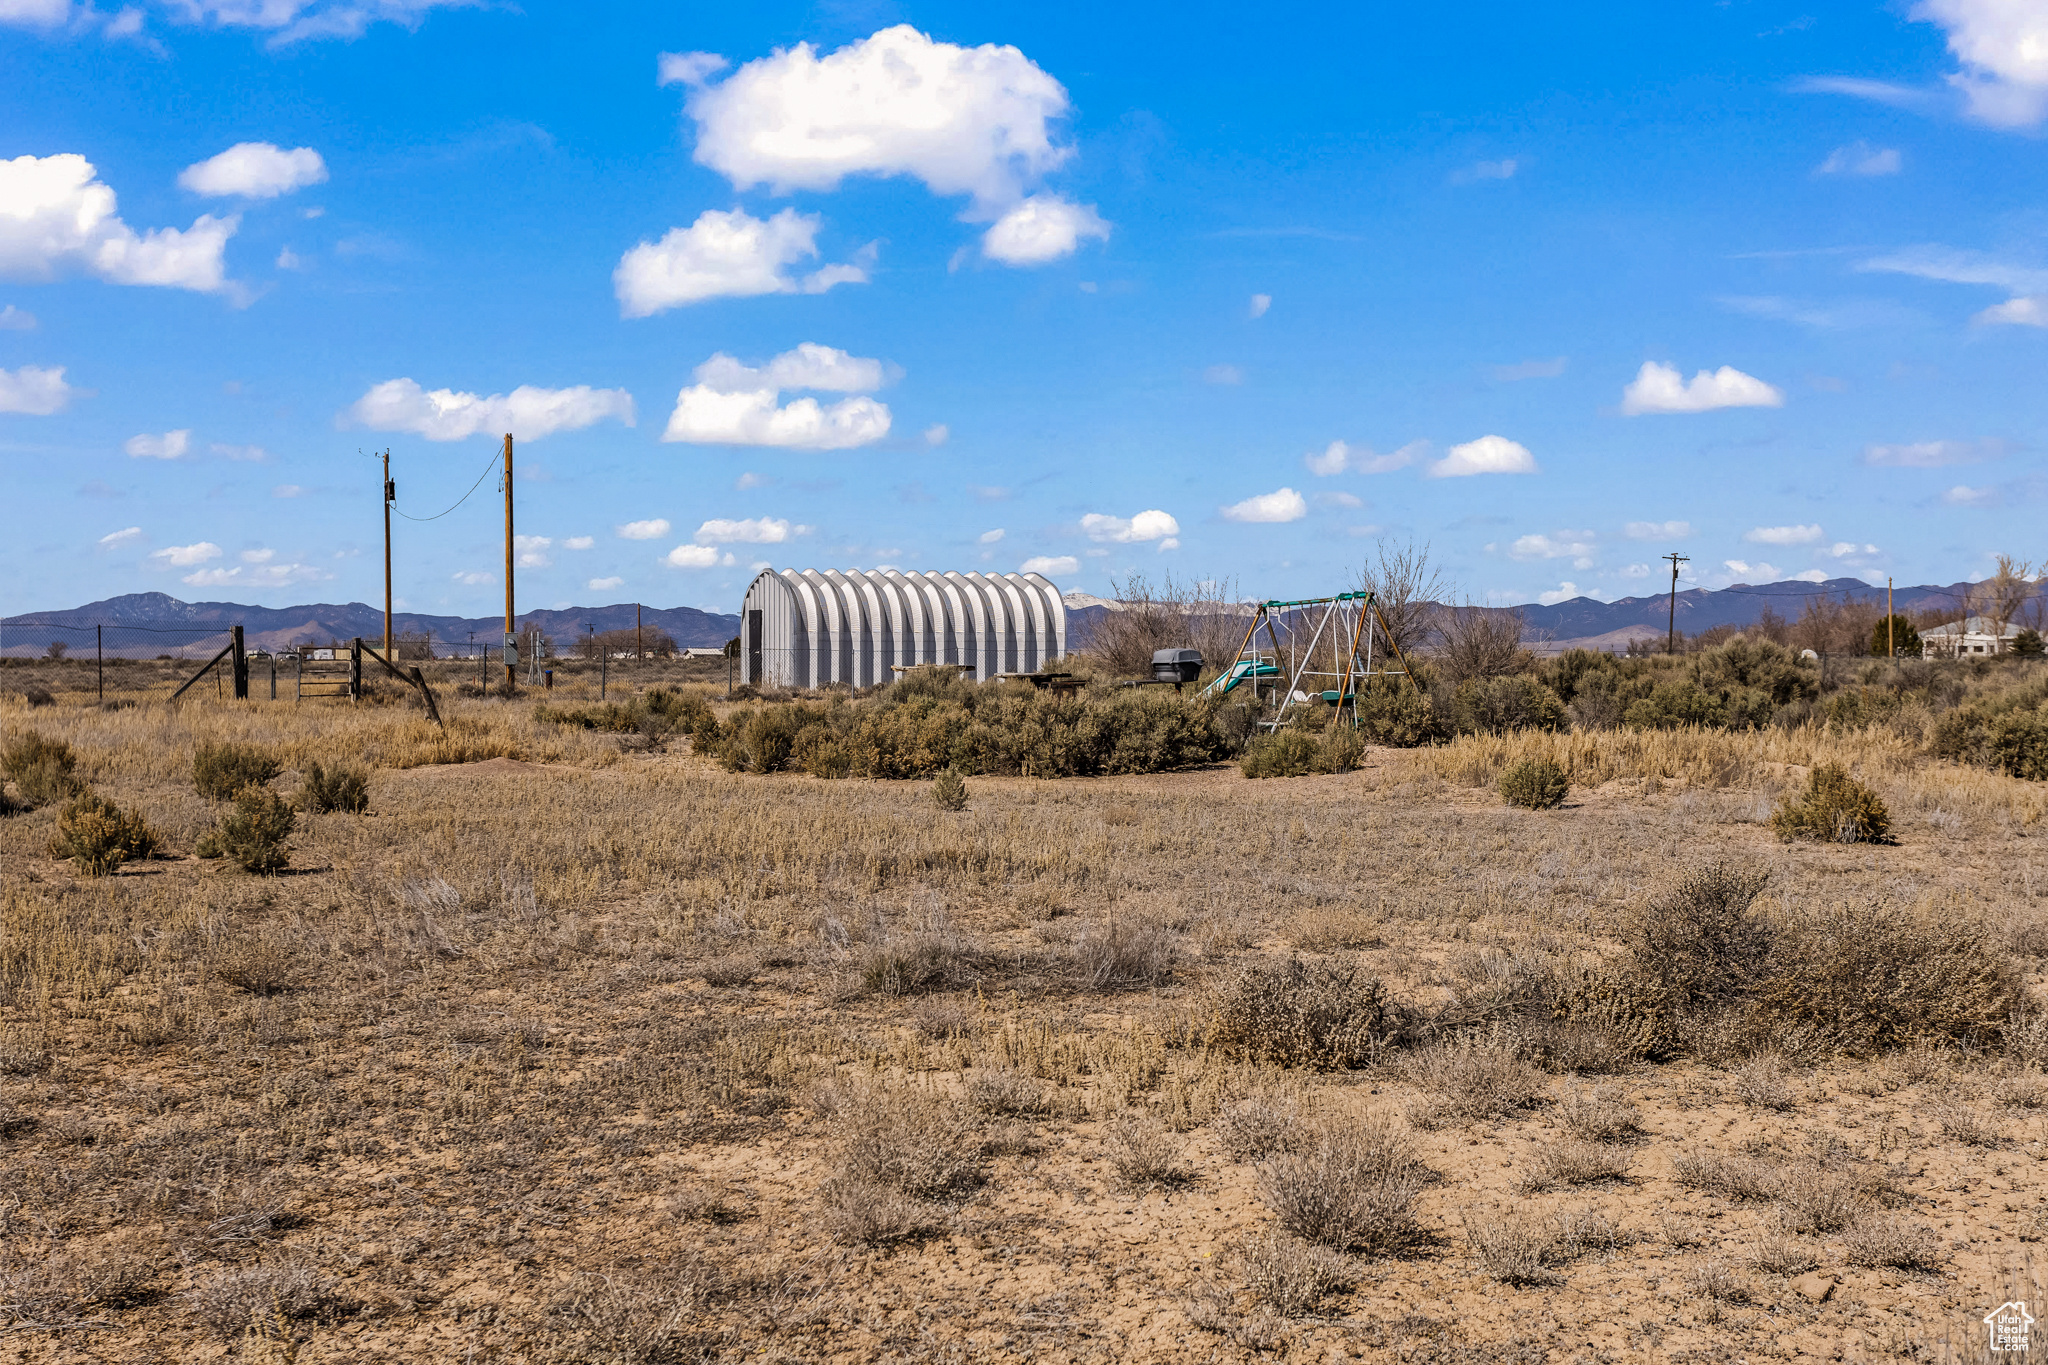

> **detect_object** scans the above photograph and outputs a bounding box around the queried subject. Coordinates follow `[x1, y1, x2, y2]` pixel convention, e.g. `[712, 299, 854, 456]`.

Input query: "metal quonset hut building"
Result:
[739, 569, 1066, 689]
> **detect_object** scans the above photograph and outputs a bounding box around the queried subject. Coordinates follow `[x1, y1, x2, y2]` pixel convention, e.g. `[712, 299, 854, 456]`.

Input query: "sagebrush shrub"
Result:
[2, 729, 81, 808]
[1498, 757, 1569, 810]
[1258, 1117, 1429, 1253]
[1770, 762, 1891, 843]
[1405, 1035, 1546, 1129]
[299, 759, 369, 814]
[192, 741, 281, 801]
[197, 785, 296, 873]
[932, 768, 968, 810]
[1240, 725, 1365, 779]
[1626, 863, 1774, 1010]
[1206, 957, 1406, 1070]
[1236, 1231, 1351, 1315]
[46, 792, 162, 875]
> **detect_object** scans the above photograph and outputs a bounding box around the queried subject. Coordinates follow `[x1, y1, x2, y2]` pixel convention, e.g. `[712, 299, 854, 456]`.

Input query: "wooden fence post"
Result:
[350, 638, 363, 702]
[231, 625, 248, 700]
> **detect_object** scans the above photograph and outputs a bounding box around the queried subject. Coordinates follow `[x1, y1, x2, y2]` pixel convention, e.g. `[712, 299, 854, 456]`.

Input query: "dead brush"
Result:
[539, 1251, 726, 1362]
[0, 1246, 160, 1318]
[211, 934, 301, 997]
[1686, 1259, 1754, 1304]
[1235, 1229, 1352, 1315]
[1515, 1137, 1633, 1193]
[1843, 1213, 1944, 1271]
[1931, 1093, 2004, 1146]
[187, 1257, 343, 1342]
[1103, 1111, 1195, 1191]
[1671, 1148, 1779, 1203]
[1746, 1224, 1821, 1277]
[1547, 1206, 1629, 1259]
[1555, 1085, 1644, 1143]
[966, 1068, 1051, 1118]
[1731, 1054, 1796, 1111]
[853, 921, 978, 998]
[1211, 1087, 1312, 1162]
[833, 1084, 983, 1202]
[1204, 956, 1406, 1071]
[1257, 1116, 1430, 1254]
[1404, 1033, 1545, 1129]
[1070, 920, 1180, 990]
[1773, 1163, 1871, 1233]
[1461, 1209, 1559, 1287]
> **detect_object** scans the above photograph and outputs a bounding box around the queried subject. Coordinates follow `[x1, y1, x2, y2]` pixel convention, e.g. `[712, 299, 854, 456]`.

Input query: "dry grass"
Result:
[1, 691, 2043, 1361]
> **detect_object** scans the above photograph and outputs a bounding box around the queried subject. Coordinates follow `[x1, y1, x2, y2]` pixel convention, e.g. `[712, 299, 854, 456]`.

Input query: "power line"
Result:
[393, 446, 502, 522]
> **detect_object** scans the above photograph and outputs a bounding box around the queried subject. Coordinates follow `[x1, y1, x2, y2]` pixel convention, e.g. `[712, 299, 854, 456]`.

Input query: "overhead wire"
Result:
[393, 446, 502, 522]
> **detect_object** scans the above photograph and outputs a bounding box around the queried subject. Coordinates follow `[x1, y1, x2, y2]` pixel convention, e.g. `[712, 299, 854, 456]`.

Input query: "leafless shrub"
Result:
[697, 954, 757, 987]
[1404, 1034, 1545, 1129]
[854, 925, 978, 998]
[1732, 1054, 1795, 1111]
[1205, 957, 1406, 1070]
[1686, 1259, 1753, 1303]
[1258, 1117, 1429, 1253]
[1436, 605, 1529, 685]
[1747, 1227, 1821, 1276]
[1211, 1089, 1311, 1162]
[967, 1068, 1051, 1117]
[1104, 1111, 1194, 1190]
[819, 1178, 950, 1248]
[212, 935, 300, 997]
[1992, 1068, 2048, 1110]
[0, 1247, 159, 1319]
[1184, 1290, 1285, 1352]
[0, 1028, 52, 1076]
[1931, 1094, 2003, 1146]
[187, 1258, 343, 1342]
[1627, 863, 1775, 1010]
[1353, 538, 1450, 659]
[1237, 1230, 1351, 1315]
[1774, 1165, 1870, 1233]
[1555, 1086, 1643, 1143]
[1516, 1138, 1633, 1193]
[1548, 1206, 1629, 1259]
[1088, 569, 1248, 677]
[1462, 1210, 1559, 1286]
[834, 1086, 983, 1201]
[1071, 920, 1179, 990]
[1671, 1149, 1777, 1203]
[1844, 1213, 1944, 1271]
[540, 1252, 725, 1362]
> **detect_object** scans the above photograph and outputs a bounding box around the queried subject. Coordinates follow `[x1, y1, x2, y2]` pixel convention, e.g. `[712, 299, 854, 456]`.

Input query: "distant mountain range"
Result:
[5, 576, 2030, 661]
[2, 592, 740, 656]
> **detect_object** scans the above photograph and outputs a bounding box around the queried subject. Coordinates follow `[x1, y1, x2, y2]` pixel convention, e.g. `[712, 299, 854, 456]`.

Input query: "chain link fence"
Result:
[1, 621, 239, 704]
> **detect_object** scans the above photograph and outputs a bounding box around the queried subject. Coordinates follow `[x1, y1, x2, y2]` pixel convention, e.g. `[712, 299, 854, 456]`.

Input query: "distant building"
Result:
[681, 647, 726, 659]
[1921, 616, 2022, 658]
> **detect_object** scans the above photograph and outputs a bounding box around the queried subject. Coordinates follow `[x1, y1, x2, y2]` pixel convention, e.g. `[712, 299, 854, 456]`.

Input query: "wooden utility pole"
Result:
[502, 433, 515, 692]
[1664, 552, 1690, 654]
[1887, 577, 1895, 658]
[636, 603, 643, 662]
[381, 450, 395, 656]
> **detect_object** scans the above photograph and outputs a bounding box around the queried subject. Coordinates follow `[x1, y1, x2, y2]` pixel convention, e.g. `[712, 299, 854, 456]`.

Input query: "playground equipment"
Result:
[1202, 591, 1417, 730]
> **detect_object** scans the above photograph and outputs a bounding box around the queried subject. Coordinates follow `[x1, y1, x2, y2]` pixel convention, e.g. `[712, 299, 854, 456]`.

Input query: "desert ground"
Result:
[2, 676, 2046, 1364]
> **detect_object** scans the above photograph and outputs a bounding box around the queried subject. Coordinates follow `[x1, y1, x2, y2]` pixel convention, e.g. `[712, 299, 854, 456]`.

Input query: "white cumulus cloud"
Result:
[1, 154, 237, 294]
[451, 570, 494, 586]
[923, 423, 949, 446]
[1723, 559, 1782, 582]
[345, 378, 635, 441]
[978, 528, 1004, 544]
[1020, 555, 1078, 576]
[1427, 435, 1537, 478]
[0, 363, 75, 414]
[1537, 582, 1583, 606]
[1816, 141, 1902, 175]
[588, 575, 625, 591]
[0, 304, 35, 330]
[613, 208, 868, 316]
[0, 0, 67, 27]
[563, 536, 593, 551]
[1220, 487, 1307, 523]
[1248, 293, 1271, 318]
[981, 194, 1109, 264]
[657, 51, 728, 87]
[179, 143, 328, 198]
[1304, 439, 1422, 476]
[686, 24, 1074, 210]
[150, 540, 221, 567]
[663, 544, 732, 569]
[1509, 531, 1597, 569]
[695, 517, 805, 544]
[1745, 523, 1825, 545]
[1621, 361, 1783, 415]
[1624, 520, 1692, 539]
[98, 526, 142, 547]
[663, 344, 892, 451]
[1944, 484, 1998, 506]
[1912, 0, 2048, 127]
[617, 518, 670, 540]
[182, 560, 332, 588]
[124, 428, 191, 459]
[513, 533, 551, 568]
[1080, 510, 1178, 544]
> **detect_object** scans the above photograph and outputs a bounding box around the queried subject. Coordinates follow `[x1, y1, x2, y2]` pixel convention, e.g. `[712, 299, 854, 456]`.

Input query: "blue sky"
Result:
[2, 0, 2043, 617]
